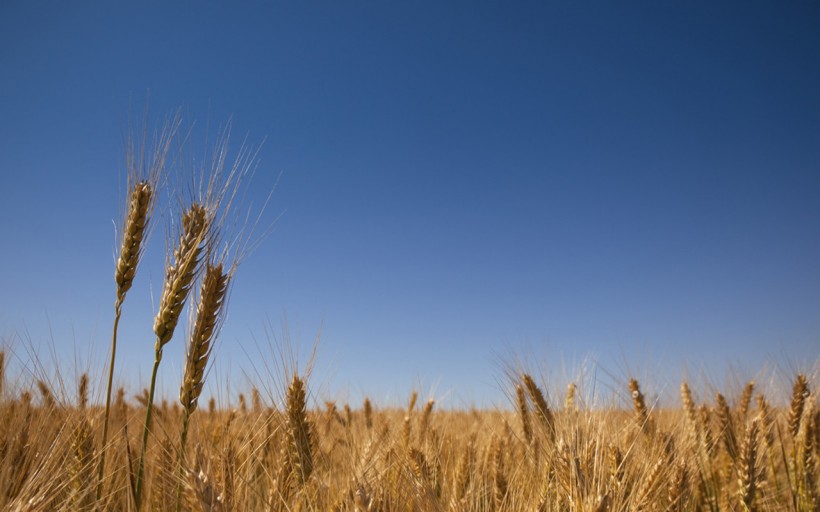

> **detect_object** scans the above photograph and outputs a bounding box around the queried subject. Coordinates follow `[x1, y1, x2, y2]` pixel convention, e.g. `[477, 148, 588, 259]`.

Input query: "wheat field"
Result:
[0, 121, 817, 511]
[0, 360, 818, 511]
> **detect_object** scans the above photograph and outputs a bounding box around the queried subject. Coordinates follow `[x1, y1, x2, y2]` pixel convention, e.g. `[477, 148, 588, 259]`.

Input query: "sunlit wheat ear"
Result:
[175, 262, 230, 510]
[115, 181, 152, 306]
[717, 393, 738, 462]
[634, 457, 664, 510]
[419, 399, 434, 441]
[180, 263, 229, 416]
[799, 406, 818, 509]
[681, 382, 699, 444]
[286, 374, 314, 486]
[788, 374, 809, 439]
[79, 373, 89, 411]
[408, 391, 418, 416]
[252, 388, 261, 413]
[516, 384, 532, 444]
[154, 203, 209, 352]
[522, 373, 554, 440]
[629, 378, 651, 434]
[698, 405, 715, 456]
[738, 381, 755, 419]
[737, 418, 761, 512]
[755, 395, 775, 451]
[564, 382, 577, 412]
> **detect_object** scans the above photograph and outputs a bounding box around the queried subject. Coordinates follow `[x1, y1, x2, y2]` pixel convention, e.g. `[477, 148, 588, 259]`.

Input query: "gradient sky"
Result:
[1, 2, 818, 408]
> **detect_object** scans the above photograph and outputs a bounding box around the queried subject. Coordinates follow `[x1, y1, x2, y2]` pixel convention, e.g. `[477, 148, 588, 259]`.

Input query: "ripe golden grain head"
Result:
[180, 263, 229, 415]
[115, 181, 153, 307]
[285, 374, 313, 486]
[154, 203, 208, 351]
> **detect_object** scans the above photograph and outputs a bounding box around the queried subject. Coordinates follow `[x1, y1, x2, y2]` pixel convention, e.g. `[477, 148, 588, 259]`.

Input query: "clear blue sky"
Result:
[1, 2, 818, 408]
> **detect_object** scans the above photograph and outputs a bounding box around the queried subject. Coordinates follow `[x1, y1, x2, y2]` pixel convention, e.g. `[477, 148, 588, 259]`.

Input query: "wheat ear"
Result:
[522, 373, 554, 441]
[135, 203, 208, 510]
[564, 382, 577, 412]
[737, 418, 761, 512]
[738, 381, 755, 419]
[788, 374, 809, 440]
[629, 378, 651, 434]
[717, 393, 738, 462]
[286, 374, 314, 487]
[177, 263, 229, 511]
[99, 180, 153, 500]
[516, 384, 532, 444]
[154, 203, 208, 351]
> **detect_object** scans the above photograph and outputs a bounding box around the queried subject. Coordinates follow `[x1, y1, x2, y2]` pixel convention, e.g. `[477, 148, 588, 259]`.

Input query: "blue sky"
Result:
[1, 2, 818, 408]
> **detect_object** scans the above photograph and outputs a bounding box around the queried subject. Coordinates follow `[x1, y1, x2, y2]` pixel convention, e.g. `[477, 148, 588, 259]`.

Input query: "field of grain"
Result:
[0, 122, 816, 512]
[0, 359, 818, 511]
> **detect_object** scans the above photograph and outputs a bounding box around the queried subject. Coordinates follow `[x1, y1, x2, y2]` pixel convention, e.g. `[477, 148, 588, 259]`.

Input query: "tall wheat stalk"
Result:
[99, 113, 178, 499]
[176, 262, 230, 511]
[135, 202, 208, 509]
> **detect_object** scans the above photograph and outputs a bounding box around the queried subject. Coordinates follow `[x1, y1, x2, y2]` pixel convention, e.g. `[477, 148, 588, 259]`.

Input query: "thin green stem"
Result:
[135, 349, 162, 510]
[97, 302, 122, 501]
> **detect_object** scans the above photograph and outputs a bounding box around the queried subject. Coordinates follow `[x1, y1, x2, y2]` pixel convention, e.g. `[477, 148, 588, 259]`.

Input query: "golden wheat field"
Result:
[0, 358, 818, 512]
[0, 121, 817, 512]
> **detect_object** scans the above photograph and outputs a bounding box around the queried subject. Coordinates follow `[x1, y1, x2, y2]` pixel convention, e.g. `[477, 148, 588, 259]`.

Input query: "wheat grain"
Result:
[285, 374, 313, 487]
[737, 418, 761, 512]
[788, 374, 809, 440]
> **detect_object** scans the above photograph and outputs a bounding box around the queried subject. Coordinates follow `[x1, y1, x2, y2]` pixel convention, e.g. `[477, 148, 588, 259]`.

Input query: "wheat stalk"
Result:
[135, 202, 208, 509]
[176, 262, 230, 511]
[100, 111, 179, 498]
